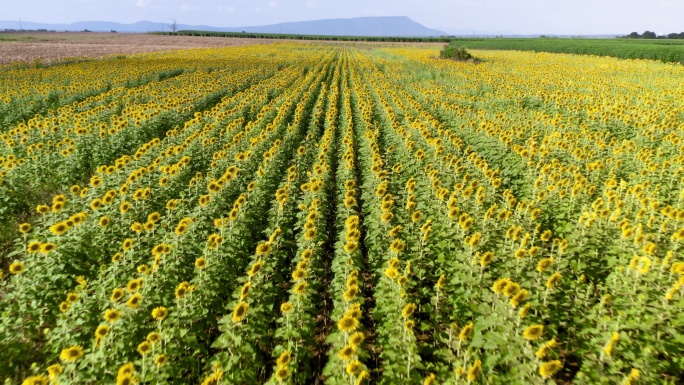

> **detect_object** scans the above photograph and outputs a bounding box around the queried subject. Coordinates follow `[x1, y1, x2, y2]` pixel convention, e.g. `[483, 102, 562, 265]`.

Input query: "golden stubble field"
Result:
[0, 32, 276, 65]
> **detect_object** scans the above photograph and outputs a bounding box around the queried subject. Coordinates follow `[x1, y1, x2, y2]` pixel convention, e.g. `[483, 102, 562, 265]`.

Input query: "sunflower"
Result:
[95, 324, 110, 338]
[276, 350, 291, 367]
[385, 267, 399, 279]
[59, 302, 70, 313]
[232, 301, 249, 323]
[66, 292, 78, 303]
[137, 341, 152, 356]
[346, 360, 363, 375]
[18, 223, 31, 233]
[381, 212, 394, 222]
[274, 365, 290, 381]
[59, 345, 84, 363]
[49, 222, 68, 236]
[247, 260, 264, 276]
[122, 238, 134, 251]
[337, 315, 359, 333]
[539, 360, 562, 378]
[126, 293, 143, 309]
[492, 278, 510, 294]
[27, 241, 41, 253]
[343, 285, 359, 302]
[292, 269, 307, 281]
[280, 302, 293, 314]
[120, 201, 131, 213]
[546, 272, 562, 289]
[111, 287, 124, 301]
[349, 332, 365, 346]
[536, 258, 554, 273]
[405, 319, 416, 330]
[389, 239, 405, 253]
[47, 363, 63, 377]
[467, 360, 482, 382]
[293, 281, 307, 295]
[401, 303, 417, 318]
[37, 205, 50, 214]
[99, 217, 110, 227]
[151, 306, 168, 321]
[338, 344, 356, 361]
[344, 241, 358, 253]
[175, 282, 190, 299]
[459, 323, 474, 342]
[195, 258, 208, 269]
[256, 242, 272, 255]
[523, 324, 544, 340]
[118, 362, 135, 378]
[39, 243, 57, 254]
[346, 304, 362, 319]
[154, 354, 168, 367]
[20, 375, 49, 385]
[147, 331, 161, 344]
[9, 261, 25, 275]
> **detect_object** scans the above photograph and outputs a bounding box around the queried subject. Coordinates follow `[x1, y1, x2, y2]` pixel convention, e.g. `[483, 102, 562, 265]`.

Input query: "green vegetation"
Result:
[439, 45, 480, 62]
[158, 30, 451, 42]
[446, 38, 684, 63]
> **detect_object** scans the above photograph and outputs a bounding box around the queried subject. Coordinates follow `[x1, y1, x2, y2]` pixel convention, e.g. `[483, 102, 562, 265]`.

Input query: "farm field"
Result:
[447, 38, 684, 64]
[0, 32, 275, 66]
[1, 43, 684, 384]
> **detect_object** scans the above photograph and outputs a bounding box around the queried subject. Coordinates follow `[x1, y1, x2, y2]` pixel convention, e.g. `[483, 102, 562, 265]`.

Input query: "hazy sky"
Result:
[2, 0, 683, 35]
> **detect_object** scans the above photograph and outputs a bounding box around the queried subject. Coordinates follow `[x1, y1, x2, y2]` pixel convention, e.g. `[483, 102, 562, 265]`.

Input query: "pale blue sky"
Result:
[2, 0, 683, 35]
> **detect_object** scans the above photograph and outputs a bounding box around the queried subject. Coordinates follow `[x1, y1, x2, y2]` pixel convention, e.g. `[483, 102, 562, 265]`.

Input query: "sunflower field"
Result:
[1, 42, 684, 385]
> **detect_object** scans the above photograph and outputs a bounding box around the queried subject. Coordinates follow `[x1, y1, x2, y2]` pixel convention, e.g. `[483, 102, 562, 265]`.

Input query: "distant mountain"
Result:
[0, 17, 447, 37]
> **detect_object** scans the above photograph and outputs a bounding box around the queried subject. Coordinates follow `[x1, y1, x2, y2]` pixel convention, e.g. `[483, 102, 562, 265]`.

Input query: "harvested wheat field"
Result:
[0, 32, 275, 65]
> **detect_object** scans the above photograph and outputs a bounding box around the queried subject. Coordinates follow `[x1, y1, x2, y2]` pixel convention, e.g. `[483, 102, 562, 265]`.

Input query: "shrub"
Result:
[440, 45, 476, 61]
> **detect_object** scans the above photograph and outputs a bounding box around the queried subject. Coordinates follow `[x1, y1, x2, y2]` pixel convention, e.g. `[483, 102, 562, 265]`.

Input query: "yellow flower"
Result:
[294, 281, 307, 295]
[338, 315, 359, 333]
[40, 243, 57, 254]
[9, 261, 25, 275]
[47, 364, 63, 377]
[537, 258, 554, 273]
[274, 365, 290, 381]
[338, 344, 357, 361]
[423, 373, 436, 385]
[273, 302, 292, 318]
[154, 354, 168, 366]
[459, 323, 474, 342]
[539, 360, 562, 378]
[344, 241, 358, 253]
[104, 308, 121, 323]
[18, 223, 31, 233]
[349, 332, 365, 347]
[147, 331, 162, 344]
[195, 257, 208, 269]
[49, 222, 68, 236]
[276, 350, 291, 367]
[232, 301, 249, 323]
[151, 306, 168, 321]
[523, 324, 544, 340]
[346, 360, 363, 376]
[401, 303, 417, 318]
[95, 324, 110, 338]
[256, 242, 272, 255]
[126, 293, 143, 309]
[27, 241, 41, 254]
[137, 341, 152, 356]
[546, 272, 562, 289]
[59, 345, 84, 363]
[21, 375, 49, 385]
[467, 360, 482, 382]
[385, 267, 399, 279]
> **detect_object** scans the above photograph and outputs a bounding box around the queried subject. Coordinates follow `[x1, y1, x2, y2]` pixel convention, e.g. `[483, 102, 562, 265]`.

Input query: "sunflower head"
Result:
[59, 345, 84, 363]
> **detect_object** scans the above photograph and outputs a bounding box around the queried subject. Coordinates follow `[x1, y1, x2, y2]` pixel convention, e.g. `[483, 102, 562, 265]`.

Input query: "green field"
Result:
[448, 38, 684, 63]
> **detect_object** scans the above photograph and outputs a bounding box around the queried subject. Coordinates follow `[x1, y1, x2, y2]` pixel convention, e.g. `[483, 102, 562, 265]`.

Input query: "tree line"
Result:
[624, 31, 684, 39]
